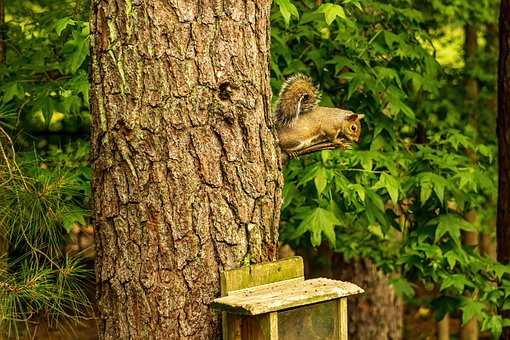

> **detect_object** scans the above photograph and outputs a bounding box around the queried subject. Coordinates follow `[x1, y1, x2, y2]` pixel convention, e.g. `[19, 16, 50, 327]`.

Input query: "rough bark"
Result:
[89, 2, 281, 339]
[498, 0, 510, 339]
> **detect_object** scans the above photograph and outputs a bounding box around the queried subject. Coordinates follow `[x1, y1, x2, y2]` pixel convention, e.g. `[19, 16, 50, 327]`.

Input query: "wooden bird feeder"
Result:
[211, 256, 364, 340]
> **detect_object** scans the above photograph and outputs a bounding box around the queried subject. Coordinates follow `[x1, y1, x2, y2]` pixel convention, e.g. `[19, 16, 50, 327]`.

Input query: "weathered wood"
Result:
[237, 312, 278, 340]
[267, 312, 278, 339]
[212, 278, 364, 315]
[224, 314, 242, 340]
[221, 256, 304, 296]
[278, 300, 338, 339]
[338, 298, 348, 340]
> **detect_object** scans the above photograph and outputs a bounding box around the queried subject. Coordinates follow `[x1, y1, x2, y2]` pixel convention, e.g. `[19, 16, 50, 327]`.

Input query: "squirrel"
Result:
[275, 74, 364, 161]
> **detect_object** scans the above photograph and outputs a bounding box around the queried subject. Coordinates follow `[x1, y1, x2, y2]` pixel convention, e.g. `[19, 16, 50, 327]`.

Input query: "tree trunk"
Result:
[331, 255, 404, 340]
[0, 0, 5, 64]
[465, 25, 480, 128]
[437, 314, 450, 340]
[0, 0, 7, 269]
[498, 0, 510, 339]
[481, 22, 498, 263]
[89, 2, 281, 339]
[298, 246, 403, 339]
[461, 25, 480, 340]
[461, 211, 479, 340]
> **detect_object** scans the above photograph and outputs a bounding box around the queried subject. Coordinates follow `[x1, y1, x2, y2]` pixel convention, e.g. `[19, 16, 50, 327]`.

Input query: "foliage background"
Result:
[0, 0, 507, 338]
[0, 0, 92, 337]
[272, 0, 505, 337]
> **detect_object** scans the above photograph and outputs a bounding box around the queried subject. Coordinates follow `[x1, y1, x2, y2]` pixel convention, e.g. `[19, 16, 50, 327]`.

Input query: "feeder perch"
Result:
[211, 256, 364, 340]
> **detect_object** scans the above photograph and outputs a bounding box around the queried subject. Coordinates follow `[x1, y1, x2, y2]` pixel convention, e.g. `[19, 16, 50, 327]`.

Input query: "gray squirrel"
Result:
[275, 74, 364, 160]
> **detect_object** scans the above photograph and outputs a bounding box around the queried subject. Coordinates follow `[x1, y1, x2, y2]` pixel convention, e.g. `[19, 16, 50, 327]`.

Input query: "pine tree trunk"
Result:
[498, 0, 510, 339]
[89, 2, 281, 339]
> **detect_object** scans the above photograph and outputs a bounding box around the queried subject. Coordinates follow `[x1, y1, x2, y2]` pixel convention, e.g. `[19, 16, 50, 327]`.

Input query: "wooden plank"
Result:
[212, 278, 364, 315]
[220, 256, 304, 296]
[240, 312, 278, 339]
[268, 312, 278, 339]
[338, 298, 348, 340]
[224, 314, 242, 340]
[220, 257, 303, 338]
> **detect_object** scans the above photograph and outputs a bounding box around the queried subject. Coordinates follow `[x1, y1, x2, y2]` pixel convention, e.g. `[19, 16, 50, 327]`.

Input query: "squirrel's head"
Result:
[342, 114, 364, 142]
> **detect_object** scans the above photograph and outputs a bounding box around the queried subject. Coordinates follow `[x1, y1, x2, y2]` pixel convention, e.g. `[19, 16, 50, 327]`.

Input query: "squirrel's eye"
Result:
[351, 125, 357, 131]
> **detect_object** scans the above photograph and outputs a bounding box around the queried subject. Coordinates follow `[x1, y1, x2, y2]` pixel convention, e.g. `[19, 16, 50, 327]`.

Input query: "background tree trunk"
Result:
[481, 22, 499, 263]
[298, 246, 403, 340]
[89, 1, 281, 339]
[0, 0, 5, 64]
[498, 0, 510, 338]
[0, 0, 8, 266]
[331, 255, 404, 340]
[437, 314, 450, 340]
[461, 25, 480, 340]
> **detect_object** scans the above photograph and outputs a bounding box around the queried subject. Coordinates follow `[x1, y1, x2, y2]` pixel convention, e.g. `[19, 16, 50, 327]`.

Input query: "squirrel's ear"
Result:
[346, 114, 364, 121]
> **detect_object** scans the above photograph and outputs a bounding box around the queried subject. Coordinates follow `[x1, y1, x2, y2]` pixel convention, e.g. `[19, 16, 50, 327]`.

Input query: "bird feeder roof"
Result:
[211, 277, 364, 316]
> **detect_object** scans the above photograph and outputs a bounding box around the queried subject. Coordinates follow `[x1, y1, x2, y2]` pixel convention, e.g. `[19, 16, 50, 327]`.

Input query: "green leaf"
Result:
[350, 184, 365, 203]
[365, 189, 385, 212]
[384, 31, 401, 48]
[62, 210, 87, 233]
[314, 167, 328, 196]
[419, 173, 447, 205]
[292, 207, 340, 247]
[431, 297, 460, 321]
[368, 224, 384, 238]
[460, 299, 485, 325]
[444, 250, 464, 270]
[317, 4, 346, 25]
[275, 0, 299, 26]
[481, 315, 503, 338]
[390, 278, 415, 298]
[420, 182, 432, 205]
[433, 215, 475, 245]
[494, 264, 510, 280]
[55, 17, 76, 36]
[63, 30, 90, 74]
[2, 82, 25, 103]
[440, 274, 473, 293]
[375, 173, 399, 205]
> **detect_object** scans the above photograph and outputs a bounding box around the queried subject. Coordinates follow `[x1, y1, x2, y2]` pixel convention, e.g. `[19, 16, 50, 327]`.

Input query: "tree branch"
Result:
[282, 141, 351, 163]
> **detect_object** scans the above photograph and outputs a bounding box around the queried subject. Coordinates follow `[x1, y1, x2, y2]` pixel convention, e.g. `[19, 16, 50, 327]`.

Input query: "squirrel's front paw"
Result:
[332, 138, 350, 148]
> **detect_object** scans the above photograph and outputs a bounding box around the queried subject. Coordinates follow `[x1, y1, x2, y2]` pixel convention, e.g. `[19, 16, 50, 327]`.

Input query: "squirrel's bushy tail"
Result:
[275, 74, 320, 128]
